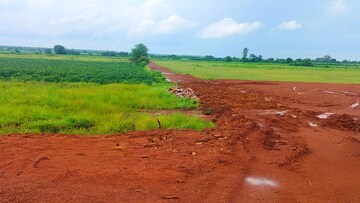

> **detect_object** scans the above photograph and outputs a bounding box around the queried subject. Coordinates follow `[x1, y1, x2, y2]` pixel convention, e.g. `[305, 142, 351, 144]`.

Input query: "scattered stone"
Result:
[308, 122, 318, 127]
[141, 155, 149, 159]
[191, 152, 197, 156]
[169, 86, 199, 100]
[350, 102, 359, 109]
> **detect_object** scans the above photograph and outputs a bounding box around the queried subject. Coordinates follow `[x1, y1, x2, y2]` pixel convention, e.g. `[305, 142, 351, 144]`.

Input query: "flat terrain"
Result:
[0, 54, 212, 135]
[156, 60, 360, 84]
[1, 62, 359, 202]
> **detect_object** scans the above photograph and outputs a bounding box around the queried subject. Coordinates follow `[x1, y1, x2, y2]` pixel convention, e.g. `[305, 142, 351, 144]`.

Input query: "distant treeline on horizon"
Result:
[0, 45, 358, 67]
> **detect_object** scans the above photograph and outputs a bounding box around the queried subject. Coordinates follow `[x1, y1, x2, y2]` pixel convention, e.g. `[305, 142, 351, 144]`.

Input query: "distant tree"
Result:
[118, 52, 129, 57]
[101, 51, 117, 57]
[204, 55, 215, 61]
[267, 58, 275, 62]
[130, 43, 149, 64]
[225, 56, 232, 62]
[323, 55, 332, 62]
[66, 49, 81, 55]
[258, 55, 263, 62]
[54, 45, 66, 55]
[293, 58, 313, 67]
[286, 57, 294, 63]
[45, 48, 52, 54]
[242, 47, 249, 61]
[15, 49, 20, 53]
[249, 54, 257, 62]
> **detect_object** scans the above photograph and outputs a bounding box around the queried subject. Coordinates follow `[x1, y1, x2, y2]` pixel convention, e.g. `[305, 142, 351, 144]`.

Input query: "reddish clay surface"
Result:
[0, 63, 359, 202]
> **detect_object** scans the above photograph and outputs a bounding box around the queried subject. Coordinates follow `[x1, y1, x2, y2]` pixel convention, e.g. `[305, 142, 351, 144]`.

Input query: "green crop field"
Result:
[0, 54, 213, 135]
[0, 56, 158, 84]
[155, 60, 360, 84]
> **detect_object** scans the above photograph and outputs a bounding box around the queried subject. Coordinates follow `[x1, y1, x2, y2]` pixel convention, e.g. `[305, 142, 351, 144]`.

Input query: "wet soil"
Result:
[0, 62, 359, 202]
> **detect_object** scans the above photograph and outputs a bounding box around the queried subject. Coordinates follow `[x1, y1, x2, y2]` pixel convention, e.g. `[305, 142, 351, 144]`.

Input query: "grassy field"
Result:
[155, 60, 360, 84]
[0, 54, 214, 135]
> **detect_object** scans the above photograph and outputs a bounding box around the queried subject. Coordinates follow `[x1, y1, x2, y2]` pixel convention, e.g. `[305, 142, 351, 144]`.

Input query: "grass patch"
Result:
[0, 81, 213, 135]
[155, 60, 360, 84]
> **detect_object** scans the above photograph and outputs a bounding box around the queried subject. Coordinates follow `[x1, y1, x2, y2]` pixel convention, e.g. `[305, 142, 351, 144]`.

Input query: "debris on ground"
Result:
[169, 86, 199, 100]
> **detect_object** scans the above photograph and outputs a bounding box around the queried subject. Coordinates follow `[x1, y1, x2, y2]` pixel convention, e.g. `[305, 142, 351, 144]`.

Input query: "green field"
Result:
[0, 54, 213, 135]
[0, 56, 158, 84]
[155, 60, 360, 84]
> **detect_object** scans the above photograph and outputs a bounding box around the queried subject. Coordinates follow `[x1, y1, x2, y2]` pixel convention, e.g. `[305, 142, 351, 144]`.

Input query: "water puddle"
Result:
[276, 111, 287, 116]
[162, 72, 174, 75]
[324, 91, 335, 94]
[308, 122, 318, 127]
[246, 177, 278, 187]
[317, 113, 334, 119]
[341, 91, 357, 96]
[350, 102, 359, 109]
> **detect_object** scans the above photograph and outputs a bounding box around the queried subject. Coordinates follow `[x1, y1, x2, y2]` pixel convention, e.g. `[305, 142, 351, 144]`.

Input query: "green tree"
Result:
[225, 56, 232, 62]
[249, 54, 257, 62]
[130, 43, 149, 64]
[242, 47, 249, 61]
[45, 48, 52, 54]
[54, 45, 66, 55]
[286, 57, 294, 63]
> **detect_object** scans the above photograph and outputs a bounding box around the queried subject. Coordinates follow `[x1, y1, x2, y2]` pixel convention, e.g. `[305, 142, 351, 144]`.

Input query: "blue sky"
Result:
[0, 0, 359, 60]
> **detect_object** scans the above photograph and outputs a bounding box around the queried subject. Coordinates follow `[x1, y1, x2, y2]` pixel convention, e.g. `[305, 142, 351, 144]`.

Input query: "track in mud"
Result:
[0, 62, 360, 202]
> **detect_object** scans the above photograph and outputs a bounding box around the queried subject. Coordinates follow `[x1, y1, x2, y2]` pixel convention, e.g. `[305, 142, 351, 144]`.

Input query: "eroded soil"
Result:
[0, 62, 359, 202]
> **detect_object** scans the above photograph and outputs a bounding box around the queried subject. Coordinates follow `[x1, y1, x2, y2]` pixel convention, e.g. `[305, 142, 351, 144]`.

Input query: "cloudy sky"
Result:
[0, 0, 359, 59]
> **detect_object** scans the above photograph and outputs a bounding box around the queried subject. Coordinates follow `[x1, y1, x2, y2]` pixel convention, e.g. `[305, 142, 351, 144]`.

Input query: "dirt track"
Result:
[1, 62, 360, 202]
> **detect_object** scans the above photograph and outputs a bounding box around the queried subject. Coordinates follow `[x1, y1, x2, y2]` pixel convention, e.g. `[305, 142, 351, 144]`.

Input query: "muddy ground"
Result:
[0, 62, 359, 202]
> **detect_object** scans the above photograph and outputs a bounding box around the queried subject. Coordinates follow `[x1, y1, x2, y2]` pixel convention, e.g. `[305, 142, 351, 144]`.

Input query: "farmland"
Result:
[0, 56, 157, 84]
[155, 60, 360, 84]
[0, 54, 213, 135]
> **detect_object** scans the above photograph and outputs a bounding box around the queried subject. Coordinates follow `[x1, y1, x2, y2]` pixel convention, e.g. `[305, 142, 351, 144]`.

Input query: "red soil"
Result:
[0, 62, 359, 202]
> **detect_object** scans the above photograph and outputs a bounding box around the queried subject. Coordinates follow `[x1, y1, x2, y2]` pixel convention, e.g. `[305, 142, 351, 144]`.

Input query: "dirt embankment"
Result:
[0, 62, 359, 202]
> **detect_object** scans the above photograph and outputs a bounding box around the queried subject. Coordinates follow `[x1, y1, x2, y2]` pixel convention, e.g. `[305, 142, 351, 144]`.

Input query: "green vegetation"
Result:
[0, 53, 128, 62]
[0, 57, 155, 84]
[0, 82, 213, 135]
[155, 60, 360, 84]
[0, 53, 214, 135]
[130, 43, 149, 64]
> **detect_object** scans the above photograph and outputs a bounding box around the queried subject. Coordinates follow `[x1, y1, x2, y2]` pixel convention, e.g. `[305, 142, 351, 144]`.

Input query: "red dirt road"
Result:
[1, 63, 360, 202]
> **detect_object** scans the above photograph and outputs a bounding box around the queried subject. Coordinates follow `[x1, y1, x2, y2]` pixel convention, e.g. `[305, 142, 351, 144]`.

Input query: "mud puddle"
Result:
[246, 177, 278, 187]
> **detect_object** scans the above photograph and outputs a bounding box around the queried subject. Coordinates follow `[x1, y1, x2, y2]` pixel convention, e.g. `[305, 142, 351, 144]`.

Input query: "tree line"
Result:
[150, 47, 359, 67]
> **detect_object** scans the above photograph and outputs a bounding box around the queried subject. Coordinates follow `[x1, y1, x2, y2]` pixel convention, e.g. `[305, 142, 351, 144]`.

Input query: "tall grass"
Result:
[0, 82, 213, 135]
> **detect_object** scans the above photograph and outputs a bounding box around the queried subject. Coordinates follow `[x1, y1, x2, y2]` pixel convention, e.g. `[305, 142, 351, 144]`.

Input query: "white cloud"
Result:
[198, 18, 262, 38]
[128, 15, 197, 37]
[155, 15, 198, 34]
[330, 0, 347, 13]
[278, 21, 302, 30]
[0, 0, 196, 39]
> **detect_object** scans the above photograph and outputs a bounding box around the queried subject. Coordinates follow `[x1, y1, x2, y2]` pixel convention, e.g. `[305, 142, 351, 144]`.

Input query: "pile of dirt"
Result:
[169, 86, 199, 100]
[322, 114, 360, 132]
